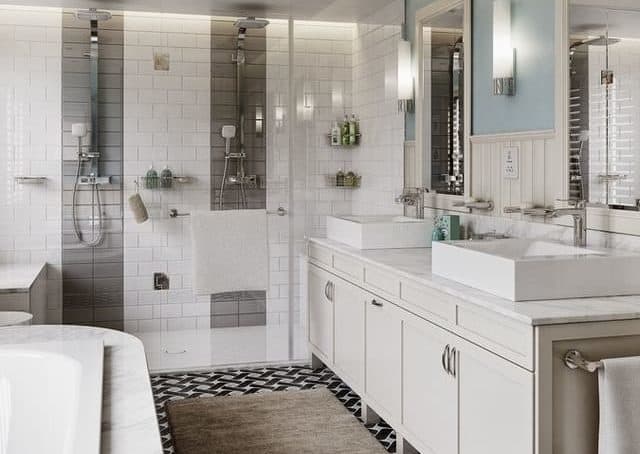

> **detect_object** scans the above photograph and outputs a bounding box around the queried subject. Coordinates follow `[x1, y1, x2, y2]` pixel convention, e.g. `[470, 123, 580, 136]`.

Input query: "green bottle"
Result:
[160, 166, 173, 189]
[349, 114, 357, 145]
[144, 166, 158, 189]
[341, 115, 350, 145]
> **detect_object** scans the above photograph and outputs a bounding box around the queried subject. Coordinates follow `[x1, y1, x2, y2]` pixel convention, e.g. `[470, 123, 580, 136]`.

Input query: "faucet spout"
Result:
[395, 188, 427, 219]
[550, 201, 587, 247]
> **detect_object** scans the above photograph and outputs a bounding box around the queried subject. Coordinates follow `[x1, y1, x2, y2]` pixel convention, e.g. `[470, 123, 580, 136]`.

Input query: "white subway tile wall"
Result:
[293, 21, 356, 238]
[351, 14, 405, 215]
[0, 6, 63, 323]
[123, 12, 212, 333]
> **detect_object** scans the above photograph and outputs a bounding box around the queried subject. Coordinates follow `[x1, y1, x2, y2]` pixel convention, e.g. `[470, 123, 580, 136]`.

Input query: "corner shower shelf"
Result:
[139, 175, 193, 189]
[326, 133, 362, 147]
[14, 176, 47, 185]
[326, 174, 361, 188]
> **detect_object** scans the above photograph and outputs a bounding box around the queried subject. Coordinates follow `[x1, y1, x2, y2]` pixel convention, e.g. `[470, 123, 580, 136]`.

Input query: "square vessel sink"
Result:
[327, 215, 433, 249]
[432, 239, 640, 301]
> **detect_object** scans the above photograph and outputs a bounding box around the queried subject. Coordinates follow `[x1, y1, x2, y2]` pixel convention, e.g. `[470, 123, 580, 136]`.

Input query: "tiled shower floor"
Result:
[136, 324, 308, 373]
[151, 365, 396, 454]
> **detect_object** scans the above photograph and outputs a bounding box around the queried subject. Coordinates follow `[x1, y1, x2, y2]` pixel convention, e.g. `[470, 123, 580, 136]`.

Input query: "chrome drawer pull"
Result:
[450, 347, 457, 378]
[371, 299, 384, 307]
[442, 345, 450, 374]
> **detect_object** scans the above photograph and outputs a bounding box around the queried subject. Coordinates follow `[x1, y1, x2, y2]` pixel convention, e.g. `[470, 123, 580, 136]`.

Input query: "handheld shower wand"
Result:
[71, 123, 104, 247]
[219, 125, 237, 210]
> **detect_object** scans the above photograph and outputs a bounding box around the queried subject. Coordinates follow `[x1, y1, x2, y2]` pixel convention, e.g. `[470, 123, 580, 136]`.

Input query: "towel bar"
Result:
[564, 350, 603, 372]
[169, 207, 287, 218]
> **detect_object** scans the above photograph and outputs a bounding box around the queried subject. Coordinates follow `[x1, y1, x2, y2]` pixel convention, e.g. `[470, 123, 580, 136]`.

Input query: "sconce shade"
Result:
[493, 0, 515, 95]
[397, 39, 414, 112]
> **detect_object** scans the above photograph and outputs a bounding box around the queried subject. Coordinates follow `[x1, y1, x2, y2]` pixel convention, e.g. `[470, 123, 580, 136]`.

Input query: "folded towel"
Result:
[191, 210, 268, 295]
[598, 356, 640, 454]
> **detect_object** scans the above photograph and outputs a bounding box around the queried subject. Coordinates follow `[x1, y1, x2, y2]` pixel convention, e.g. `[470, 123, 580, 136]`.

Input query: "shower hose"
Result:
[72, 156, 104, 247]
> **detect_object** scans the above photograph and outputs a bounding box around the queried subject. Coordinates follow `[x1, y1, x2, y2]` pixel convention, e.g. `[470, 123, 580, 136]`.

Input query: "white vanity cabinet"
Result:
[308, 242, 535, 454]
[365, 296, 402, 424]
[402, 310, 458, 454]
[457, 338, 533, 454]
[333, 277, 366, 393]
[308, 264, 334, 364]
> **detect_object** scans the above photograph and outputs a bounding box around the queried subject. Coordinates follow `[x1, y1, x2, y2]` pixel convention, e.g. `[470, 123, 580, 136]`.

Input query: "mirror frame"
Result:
[414, 0, 472, 210]
[558, 0, 640, 235]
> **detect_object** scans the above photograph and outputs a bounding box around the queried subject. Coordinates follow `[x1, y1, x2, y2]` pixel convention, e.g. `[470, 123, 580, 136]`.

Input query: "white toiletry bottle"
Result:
[331, 121, 341, 146]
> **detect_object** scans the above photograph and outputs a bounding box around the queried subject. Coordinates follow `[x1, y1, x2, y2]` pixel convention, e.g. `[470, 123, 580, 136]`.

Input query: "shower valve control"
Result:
[154, 273, 170, 291]
[78, 176, 112, 185]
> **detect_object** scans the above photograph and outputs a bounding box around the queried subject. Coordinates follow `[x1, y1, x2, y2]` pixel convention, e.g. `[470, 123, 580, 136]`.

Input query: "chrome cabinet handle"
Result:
[450, 347, 457, 378]
[371, 299, 383, 307]
[330, 282, 335, 302]
[324, 281, 331, 301]
[442, 345, 450, 374]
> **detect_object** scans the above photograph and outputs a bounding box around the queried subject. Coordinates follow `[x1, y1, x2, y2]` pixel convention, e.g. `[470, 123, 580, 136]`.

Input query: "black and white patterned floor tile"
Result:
[151, 365, 396, 454]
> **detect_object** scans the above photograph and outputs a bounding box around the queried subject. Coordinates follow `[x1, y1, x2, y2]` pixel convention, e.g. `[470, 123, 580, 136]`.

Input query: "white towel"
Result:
[191, 210, 268, 295]
[598, 356, 640, 454]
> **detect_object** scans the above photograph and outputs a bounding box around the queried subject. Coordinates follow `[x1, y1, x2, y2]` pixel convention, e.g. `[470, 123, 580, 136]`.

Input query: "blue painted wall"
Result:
[405, 0, 556, 138]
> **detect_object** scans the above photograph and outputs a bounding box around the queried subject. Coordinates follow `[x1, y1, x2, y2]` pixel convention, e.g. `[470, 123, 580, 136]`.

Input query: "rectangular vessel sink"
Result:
[432, 239, 640, 301]
[327, 215, 433, 249]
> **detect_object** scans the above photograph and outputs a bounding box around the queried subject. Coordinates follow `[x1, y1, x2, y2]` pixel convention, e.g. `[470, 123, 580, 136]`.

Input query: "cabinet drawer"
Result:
[457, 305, 534, 370]
[400, 279, 457, 324]
[308, 243, 333, 267]
[333, 253, 364, 281]
[0, 293, 30, 312]
[364, 265, 399, 297]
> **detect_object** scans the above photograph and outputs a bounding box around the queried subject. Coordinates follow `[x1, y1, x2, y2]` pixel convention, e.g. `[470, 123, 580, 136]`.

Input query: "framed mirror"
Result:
[568, 2, 640, 210]
[414, 0, 471, 205]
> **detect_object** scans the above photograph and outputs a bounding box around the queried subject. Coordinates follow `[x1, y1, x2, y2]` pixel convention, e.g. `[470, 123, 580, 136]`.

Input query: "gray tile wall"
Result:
[61, 11, 124, 329]
[209, 18, 267, 328]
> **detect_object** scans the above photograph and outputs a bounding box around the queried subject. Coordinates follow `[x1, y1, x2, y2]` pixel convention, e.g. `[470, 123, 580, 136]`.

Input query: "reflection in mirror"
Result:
[569, 3, 640, 209]
[421, 4, 465, 195]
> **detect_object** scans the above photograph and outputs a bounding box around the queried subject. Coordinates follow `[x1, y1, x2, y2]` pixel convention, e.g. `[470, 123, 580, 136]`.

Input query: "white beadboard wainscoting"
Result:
[469, 130, 564, 218]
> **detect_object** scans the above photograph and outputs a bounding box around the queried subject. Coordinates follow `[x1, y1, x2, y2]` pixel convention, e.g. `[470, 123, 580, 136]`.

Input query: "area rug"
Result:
[166, 387, 388, 454]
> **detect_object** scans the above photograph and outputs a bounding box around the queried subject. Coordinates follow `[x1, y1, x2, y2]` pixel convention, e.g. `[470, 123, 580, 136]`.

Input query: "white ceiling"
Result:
[5, 0, 402, 23]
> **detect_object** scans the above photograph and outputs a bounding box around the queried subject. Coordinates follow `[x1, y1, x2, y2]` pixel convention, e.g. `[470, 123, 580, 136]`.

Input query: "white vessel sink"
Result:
[432, 239, 640, 301]
[327, 215, 433, 249]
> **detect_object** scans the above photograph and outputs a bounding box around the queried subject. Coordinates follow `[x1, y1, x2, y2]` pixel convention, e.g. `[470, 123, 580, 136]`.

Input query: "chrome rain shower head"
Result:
[234, 17, 269, 30]
[75, 8, 112, 22]
[571, 36, 621, 49]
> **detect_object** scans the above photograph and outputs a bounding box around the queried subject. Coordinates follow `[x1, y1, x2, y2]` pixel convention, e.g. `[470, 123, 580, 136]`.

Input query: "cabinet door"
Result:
[365, 296, 402, 423]
[458, 339, 534, 454]
[308, 264, 334, 364]
[334, 278, 366, 393]
[402, 311, 458, 454]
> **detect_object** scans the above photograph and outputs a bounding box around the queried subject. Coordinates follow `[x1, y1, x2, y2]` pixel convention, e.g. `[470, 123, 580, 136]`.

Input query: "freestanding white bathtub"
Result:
[0, 340, 104, 454]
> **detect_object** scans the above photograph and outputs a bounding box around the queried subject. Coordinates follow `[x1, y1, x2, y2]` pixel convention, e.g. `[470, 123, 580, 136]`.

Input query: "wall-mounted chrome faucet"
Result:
[396, 188, 427, 219]
[504, 200, 588, 247]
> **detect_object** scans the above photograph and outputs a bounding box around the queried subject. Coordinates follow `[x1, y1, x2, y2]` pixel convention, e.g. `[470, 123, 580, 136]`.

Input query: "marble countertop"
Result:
[310, 237, 640, 326]
[0, 325, 163, 454]
[0, 263, 46, 293]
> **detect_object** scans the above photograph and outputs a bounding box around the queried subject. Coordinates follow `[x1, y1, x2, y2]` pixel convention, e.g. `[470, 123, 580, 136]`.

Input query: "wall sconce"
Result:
[493, 0, 515, 96]
[397, 39, 414, 112]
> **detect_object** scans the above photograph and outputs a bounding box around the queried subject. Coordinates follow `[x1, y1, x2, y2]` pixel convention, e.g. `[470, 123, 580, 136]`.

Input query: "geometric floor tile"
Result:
[151, 365, 396, 453]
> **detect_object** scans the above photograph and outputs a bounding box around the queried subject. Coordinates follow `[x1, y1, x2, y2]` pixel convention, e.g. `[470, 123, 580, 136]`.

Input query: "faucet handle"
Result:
[555, 198, 587, 209]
